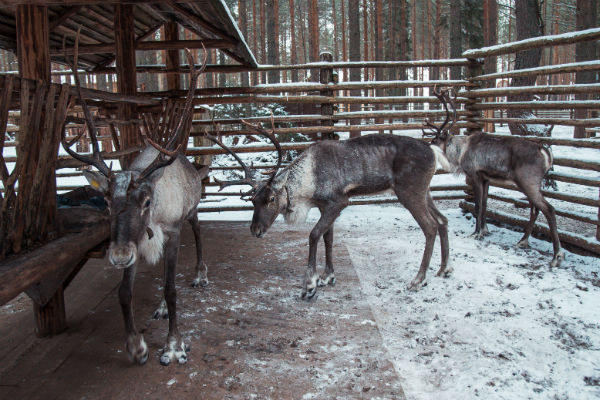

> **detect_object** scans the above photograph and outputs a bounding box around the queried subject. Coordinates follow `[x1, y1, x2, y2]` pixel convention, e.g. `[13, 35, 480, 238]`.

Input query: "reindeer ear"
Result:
[83, 170, 109, 194]
[270, 169, 289, 191]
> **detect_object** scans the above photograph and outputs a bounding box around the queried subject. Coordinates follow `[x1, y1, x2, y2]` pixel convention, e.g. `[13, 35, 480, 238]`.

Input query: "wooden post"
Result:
[165, 22, 181, 91]
[319, 52, 336, 140]
[114, 5, 140, 168]
[16, 5, 67, 337]
[597, 187, 599, 242]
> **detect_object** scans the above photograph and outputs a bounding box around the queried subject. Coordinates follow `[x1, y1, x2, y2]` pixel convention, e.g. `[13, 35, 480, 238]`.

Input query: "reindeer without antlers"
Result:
[62, 40, 209, 365]
[425, 88, 564, 268]
[207, 116, 451, 299]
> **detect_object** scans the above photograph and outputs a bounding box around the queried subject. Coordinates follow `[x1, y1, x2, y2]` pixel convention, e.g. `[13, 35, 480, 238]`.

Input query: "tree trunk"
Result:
[266, 0, 280, 84]
[251, 0, 258, 85]
[507, 0, 545, 136]
[238, 0, 250, 87]
[348, 0, 361, 137]
[573, 0, 598, 138]
[260, 0, 266, 84]
[308, 0, 319, 81]
[483, 0, 498, 132]
[363, 0, 369, 86]
[289, 0, 298, 82]
[450, 0, 462, 80]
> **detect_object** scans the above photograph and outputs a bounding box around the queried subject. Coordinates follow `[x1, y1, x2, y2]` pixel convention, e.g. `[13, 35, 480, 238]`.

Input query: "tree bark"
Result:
[308, 0, 319, 81]
[266, 0, 280, 84]
[483, 0, 498, 132]
[450, 0, 462, 80]
[507, 0, 544, 136]
[573, 0, 598, 138]
[348, 0, 361, 137]
[238, 0, 250, 87]
[289, 0, 298, 82]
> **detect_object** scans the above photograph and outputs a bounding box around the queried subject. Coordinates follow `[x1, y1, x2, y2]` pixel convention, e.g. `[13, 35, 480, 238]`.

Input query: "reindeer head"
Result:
[422, 87, 458, 152]
[62, 35, 205, 267]
[205, 115, 285, 238]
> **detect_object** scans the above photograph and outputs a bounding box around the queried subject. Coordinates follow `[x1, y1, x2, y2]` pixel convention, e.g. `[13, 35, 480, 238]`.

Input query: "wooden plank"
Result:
[463, 27, 600, 59]
[460, 201, 600, 255]
[50, 39, 235, 56]
[114, 4, 139, 168]
[165, 21, 180, 91]
[0, 224, 110, 307]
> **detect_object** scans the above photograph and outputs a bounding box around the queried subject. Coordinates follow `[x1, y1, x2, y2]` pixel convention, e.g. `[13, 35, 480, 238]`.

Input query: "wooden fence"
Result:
[2, 29, 599, 256]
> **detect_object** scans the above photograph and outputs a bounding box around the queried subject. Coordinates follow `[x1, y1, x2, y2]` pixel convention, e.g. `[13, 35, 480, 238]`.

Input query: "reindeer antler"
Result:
[136, 45, 207, 182]
[240, 112, 283, 186]
[60, 28, 112, 177]
[422, 86, 458, 139]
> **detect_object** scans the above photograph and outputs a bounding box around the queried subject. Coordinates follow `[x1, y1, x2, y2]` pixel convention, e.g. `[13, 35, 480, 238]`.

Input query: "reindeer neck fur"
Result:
[277, 149, 316, 225]
[432, 135, 468, 174]
[126, 146, 203, 265]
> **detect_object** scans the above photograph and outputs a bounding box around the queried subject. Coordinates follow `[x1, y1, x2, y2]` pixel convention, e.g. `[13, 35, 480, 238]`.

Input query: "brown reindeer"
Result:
[426, 88, 564, 268]
[62, 46, 208, 365]
[207, 117, 450, 299]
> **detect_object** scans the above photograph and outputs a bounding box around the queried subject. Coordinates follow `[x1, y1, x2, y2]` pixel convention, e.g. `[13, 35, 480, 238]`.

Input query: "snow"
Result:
[196, 125, 599, 399]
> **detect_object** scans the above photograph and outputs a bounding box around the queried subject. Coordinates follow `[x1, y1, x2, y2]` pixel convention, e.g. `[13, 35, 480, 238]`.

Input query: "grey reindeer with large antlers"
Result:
[208, 117, 450, 299]
[62, 43, 209, 365]
[426, 88, 564, 268]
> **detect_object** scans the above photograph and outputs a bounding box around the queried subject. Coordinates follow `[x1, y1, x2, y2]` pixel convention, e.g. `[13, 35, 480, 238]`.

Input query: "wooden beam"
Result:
[0, 225, 109, 307]
[48, 5, 82, 30]
[164, 0, 237, 43]
[114, 4, 140, 168]
[50, 39, 236, 56]
[165, 21, 181, 91]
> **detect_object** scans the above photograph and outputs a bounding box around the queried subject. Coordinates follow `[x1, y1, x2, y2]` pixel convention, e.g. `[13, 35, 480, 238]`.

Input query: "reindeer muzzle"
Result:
[108, 242, 137, 268]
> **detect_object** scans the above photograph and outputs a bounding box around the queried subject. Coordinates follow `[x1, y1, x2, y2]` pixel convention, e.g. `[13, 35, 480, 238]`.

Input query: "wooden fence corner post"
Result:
[319, 52, 336, 140]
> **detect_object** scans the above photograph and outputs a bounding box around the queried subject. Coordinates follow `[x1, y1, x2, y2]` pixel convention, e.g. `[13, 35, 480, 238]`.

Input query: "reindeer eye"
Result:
[144, 199, 151, 208]
[269, 196, 275, 203]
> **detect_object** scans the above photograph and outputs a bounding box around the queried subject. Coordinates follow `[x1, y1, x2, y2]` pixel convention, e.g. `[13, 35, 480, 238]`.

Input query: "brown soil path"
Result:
[0, 221, 405, 400]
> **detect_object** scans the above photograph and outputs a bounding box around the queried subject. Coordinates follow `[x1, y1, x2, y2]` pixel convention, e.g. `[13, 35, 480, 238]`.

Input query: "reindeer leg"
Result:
[516, 206, 539, 248]
[160, 230, 189, 366]
[303, 203, 346, 299]
[152, 263, 169, 319]
[427, 194, 451, 278]
[517, 182, 564, 268]
[470, 174, 487, 239]
[188, 212, 208, 288]
[317, 225, 336, 287]
[119, 264, 149, 365]
[396, 190, 438, 290]
[480, 179, 490, 236]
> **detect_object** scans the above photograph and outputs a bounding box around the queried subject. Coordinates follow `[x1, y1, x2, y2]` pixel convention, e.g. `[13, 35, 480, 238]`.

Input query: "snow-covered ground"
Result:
[197, 125, 599, 400]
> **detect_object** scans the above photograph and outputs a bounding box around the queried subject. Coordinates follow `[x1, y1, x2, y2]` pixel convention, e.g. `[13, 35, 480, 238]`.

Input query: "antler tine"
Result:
[137, 45, 208, 182]
[241, 112, 283, 186]
[444, 89, 459, 134]
[204, 131, 257, 193]
[165, 45, 207, 150]
[61, 28, 111, 177]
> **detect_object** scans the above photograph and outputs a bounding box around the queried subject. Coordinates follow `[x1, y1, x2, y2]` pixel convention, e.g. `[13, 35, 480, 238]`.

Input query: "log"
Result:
[463, 27, 600, 59]
[0, 224, 110, 306]
[491, 181, 600, 207]
[460, 201, 600, 255]
[463, 83, 600, 98]
[50, 39, 236, 56]
[476, 117, 600, 127]
[472, 60, 600, 81]
[472, 100, 600, 111]
[484, 133, 600, 149]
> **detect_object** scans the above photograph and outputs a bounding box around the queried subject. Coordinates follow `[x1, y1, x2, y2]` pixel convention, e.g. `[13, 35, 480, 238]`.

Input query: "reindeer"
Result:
[425, 88, 564, 268]
[207, 118, 450, 299]
[62, 46, 208, 365]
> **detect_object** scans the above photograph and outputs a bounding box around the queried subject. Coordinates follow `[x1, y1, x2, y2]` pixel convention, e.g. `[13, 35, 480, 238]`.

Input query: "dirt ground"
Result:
[0, 221, 406, 400]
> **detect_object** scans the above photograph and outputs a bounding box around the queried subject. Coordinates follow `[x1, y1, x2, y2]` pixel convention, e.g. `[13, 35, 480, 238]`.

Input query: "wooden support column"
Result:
[114, 5, 139, 168]
[319, 52, 336, 140]
[16, 5, 67, 337]
[165, 22, 181, 91]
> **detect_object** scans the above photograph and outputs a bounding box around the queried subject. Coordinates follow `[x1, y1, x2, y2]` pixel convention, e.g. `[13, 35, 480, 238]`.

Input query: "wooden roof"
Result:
[0, 1, 257, 70]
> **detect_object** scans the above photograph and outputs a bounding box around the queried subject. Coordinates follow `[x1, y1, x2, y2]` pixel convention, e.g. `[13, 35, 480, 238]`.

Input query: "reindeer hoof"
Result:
[160, 337, 188, 366]
[436, 265, 453, 278]
[408, 278, 428, 291]
[191, 277, 209, 288]
[152, 300, 168, 320]
[126, 334, 148, 365]
[317, 273, 336, 287]
[515, 239, 530, 249]
[549, 250, 565, 268]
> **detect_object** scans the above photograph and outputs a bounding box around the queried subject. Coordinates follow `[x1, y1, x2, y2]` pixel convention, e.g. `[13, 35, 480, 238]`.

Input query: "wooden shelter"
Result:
[0, 0, 256, 337]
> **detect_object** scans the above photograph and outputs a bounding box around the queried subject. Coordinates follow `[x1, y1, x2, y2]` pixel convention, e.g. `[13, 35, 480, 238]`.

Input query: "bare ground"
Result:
[0, 221, 405, 400]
